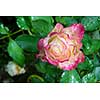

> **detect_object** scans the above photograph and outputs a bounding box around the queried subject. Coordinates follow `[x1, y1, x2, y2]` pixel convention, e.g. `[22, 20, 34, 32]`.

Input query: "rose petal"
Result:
[45, 55, 58, 66]
[58, 59, 78, 70]
[37, 39, 44, 50]
[70, 24, 85, 39]
[51, 23, 64, 33]
[49, 32, 58, 37]
[63, 23, 84, 41]
[58, 51, 85, 70]
[78, 51, 85, 63]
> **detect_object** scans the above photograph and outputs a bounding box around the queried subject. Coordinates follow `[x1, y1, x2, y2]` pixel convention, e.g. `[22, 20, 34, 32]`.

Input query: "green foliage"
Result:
[7, 39, 25, 67]
[31, 20, 53, 37]
[92, 30, 100, 40]
[60, 70, 81, 83]
[92, 55, 100, 67]
[81, 16, 100, 31]
[55, 16, 77, 26]
[93, 67, 100, 81]
[16, 16, 54, 37]
[16, 16, 29, 30]
[82, 33, 100, 55]
[15, 34, 39, 52]
[35, 60, 62, 82]
[30, 16, 54, 24]
[0, 16, 100, 83]
[82, 73, 96, 83]
[77, 57, 93, 71]
[0, 23, 9, 34]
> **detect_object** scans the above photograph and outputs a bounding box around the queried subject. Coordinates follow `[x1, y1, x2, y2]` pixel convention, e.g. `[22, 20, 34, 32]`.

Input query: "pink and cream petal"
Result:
[43, 37, 50, 47]
[51, 23, 64, 33]
[77, 51, 85, 63]
[45, 55, 58, 66]
[37, 38, 44, 50]
[58, 51, 85, 70]
[63, 24, 84, 41]
[70, 24, 84, 39]
[58, 60, 78, 70]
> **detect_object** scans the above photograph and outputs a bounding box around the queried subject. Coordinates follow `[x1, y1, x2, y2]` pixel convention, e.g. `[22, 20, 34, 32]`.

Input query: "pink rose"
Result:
[37, 23, 85, 70]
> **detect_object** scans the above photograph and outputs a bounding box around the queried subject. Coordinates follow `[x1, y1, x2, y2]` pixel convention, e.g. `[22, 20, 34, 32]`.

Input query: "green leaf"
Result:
[82, 73, 96, 83]
[27, 75, 44, 83]
[31, 16, 54, 24]
[35, 60, 62, 82]
[55, 16, 77, 26]
[0, 23, 9, 34]
[7, 39, 25, 66]
[55, 16, 61, 22]
[73, 16, 84, 21]
[94, 67, 100, 81]
[92, 55, 100, 67]
[44, 74, 55, 83]
[35, 60, 61, 77]
[92, 30, 100, 40]
[35, 60, 47, 74]
[15, 34, 39, 52]
[82, 34, 100, 55]
[31, 20, 53, 37]
[77, 56, 93, 71]
[16, 16, 29, 30]
[60, 70, 81, 83]
[81, 16, 99, 31]
[46, 64, 60, 77]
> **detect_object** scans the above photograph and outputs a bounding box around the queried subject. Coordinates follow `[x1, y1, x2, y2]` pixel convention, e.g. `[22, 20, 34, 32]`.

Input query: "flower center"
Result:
[47, 34, 71, 61]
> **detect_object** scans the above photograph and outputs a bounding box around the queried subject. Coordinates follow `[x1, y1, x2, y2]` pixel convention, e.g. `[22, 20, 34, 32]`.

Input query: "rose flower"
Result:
[37, 23, 85, 70]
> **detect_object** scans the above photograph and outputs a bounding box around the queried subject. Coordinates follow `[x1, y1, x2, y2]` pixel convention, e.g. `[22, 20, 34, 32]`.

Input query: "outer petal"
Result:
[37, 38, 48, 62]
[58, 59, 78, 70]
[70, 24, 85, 40]
[37, 38, 44, 50]
[63, 23, 84, 41]
[51, 23, 64, 33]
[45, 56, 58, 66]
[58, 51, 85, 70]
[77, 51, 85, 63]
